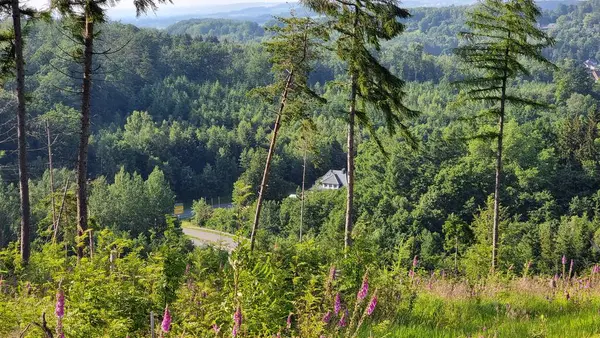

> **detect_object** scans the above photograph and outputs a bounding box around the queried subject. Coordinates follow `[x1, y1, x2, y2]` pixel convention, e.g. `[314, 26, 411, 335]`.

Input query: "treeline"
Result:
[0, 0, 600, 275]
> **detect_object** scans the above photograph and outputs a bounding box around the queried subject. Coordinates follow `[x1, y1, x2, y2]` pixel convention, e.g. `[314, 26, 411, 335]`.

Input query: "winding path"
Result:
[182, 226, 239, 252]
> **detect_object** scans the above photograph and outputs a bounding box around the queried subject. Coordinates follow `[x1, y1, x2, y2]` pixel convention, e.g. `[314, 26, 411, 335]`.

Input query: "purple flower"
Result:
[161, 305, 171, 333]
[213, 323, 220, 334]
[233, 305, 242, 337]
[408, 270, 415, 278]
[286, 312, 292, 329]
[329, 265, 337, 281]
[234, 306, 242, 328]
[412, 255, 419, 268]
[562, 255, 567, 266]
[338, 309, 348, 328]
[55, 289, 65, 318]
[276, 332, 281, 338]
[366, 294, 378, 316]
[334, 293, 342, 315]
[357, 273, 369, 301]
[322, 311, 332, 323]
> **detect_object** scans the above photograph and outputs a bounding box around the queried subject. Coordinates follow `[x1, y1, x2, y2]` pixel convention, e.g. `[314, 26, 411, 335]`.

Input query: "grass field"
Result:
[367, 276, 600, 338]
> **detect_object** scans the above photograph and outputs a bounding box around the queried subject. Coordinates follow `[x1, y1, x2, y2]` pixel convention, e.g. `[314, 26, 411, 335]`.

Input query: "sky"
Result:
[24, 0, 288, 11]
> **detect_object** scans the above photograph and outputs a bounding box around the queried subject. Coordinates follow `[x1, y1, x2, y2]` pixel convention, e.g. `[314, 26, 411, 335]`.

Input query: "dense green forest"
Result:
[3, 0, 600, 336]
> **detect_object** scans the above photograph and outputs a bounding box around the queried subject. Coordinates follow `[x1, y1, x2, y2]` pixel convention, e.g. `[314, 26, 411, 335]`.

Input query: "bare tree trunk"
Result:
[492, 39, 510, 272]
[54, 177, 70, 243]
[12, 0, 31, 264]
[76, 16, 93, 260]
[345, 74, 357, 252]
[46, 119, 57, 231]
[300, 145, 307, 242]
[250, 71, 294, 252]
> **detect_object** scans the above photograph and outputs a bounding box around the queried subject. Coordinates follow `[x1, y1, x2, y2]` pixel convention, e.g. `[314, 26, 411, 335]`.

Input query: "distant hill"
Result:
[120, 0, 581, 29]
[165, 19, 267, 42]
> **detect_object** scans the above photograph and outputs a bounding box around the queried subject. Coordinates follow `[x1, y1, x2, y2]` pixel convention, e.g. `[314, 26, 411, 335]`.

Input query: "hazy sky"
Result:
[24, 0, 288, 11]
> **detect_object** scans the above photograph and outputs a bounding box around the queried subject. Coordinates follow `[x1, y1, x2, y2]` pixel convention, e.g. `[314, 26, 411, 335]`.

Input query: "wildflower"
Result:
[161, 305, 171, 333]
[322, 311, 332, 323]
[408, 269, 415, 278]
[338, 309, 348, 327]
[366, 294, 378, 316]
[232, 305, 242, 337]
[412, 255, 419, 268]
[276, 332, 281, 338]
[569, 259, 574, 275]
[334, 293, 342, 315]
[329, 265, 337, 281]
[562, 255, 567, 266]
[357, 273, 369, 301]
[286, 313, 292, 329]
[213, 323, 220, 334]
[55, 289, 65, 318]
[234, 306, 242, 328]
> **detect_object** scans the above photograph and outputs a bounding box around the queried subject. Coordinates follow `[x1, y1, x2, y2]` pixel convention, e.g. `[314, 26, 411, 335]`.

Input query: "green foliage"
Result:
[89, 166, 175, 236]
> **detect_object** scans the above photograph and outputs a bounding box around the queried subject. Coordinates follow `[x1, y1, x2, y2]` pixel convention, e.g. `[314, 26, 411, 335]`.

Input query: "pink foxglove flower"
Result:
[367, 294, 378, 316]
[562, 255, 567, 266]
[338, 309, 348, 327]
[322, 311, 332, 323]
[234, 306, 242, 328]
[161, 305, 171, 333]
[357, 273, 369, 301]
[329, 265, 337, 281]
[412, 255, 419, 268]
[286, 313, 292, 329]
[334, 293, 342, 315]
[55, 289, 65, 318]
[213, 323, 220, 334]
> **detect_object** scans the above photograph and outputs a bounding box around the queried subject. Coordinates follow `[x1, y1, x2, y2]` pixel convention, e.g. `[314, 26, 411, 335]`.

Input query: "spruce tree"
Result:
[0, 0, 36, 263]
[52, 0, 170, 259]
[249, 16, 325, 251]
[455, 0, 555, 271]
[301, 0, 418, 251]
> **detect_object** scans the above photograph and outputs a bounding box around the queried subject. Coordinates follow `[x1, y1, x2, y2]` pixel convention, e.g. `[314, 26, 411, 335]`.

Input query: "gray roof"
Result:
[316, 169, 348, 189]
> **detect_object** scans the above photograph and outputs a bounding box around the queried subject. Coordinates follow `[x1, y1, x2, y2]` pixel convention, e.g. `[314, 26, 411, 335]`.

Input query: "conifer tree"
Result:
[249, 16, 325, 251]
[0, 0, 36, 263]
[455, 0, 555, 271]
[300, 0, 418, 251]
[52, 0, 170, 259]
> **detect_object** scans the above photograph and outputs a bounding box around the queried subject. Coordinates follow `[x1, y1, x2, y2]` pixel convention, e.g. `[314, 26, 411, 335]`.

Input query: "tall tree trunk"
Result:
[300, 145, 307, 242]
[250, 71, 294, 251]
[345, 73, 357, 252]
[492, 38, 510, 272]
[76, 16, 93, 260]
[12, 0, 31, 264]
[46, 119, 57, 233]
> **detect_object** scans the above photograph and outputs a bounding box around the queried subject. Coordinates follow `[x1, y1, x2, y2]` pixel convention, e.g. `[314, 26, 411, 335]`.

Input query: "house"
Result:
[584, 59, 600, 82]
[315, 169, 348, 190]
[584, 59, 598, 71]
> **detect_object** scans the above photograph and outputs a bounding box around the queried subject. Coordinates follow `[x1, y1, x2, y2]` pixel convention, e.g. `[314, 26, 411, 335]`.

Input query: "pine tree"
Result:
[0, 0, 36, 263]
[455, 0, 555, 271]
[300, 0, 418, 251]
[51, 0, 171, 259]
[249, 16, 325, 251]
